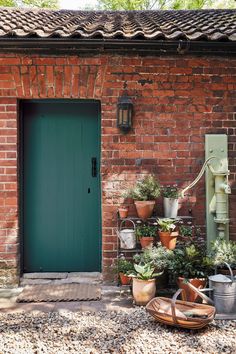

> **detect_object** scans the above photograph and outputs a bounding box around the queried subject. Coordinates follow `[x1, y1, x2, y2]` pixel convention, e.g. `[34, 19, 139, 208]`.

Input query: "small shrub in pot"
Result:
[124, 175, 161, 220]
[135, 224, 157, 249]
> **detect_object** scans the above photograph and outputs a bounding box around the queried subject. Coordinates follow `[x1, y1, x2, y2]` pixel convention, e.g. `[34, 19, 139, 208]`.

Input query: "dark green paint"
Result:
[22, 100, 101, 272]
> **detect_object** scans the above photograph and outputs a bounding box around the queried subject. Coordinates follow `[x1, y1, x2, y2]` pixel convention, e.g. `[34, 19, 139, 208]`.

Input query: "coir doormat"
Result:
[16, 283, 101, 302]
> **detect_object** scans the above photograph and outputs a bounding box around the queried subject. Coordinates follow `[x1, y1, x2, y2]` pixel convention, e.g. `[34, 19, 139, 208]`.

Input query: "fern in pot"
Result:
[124, 175, 161, 220]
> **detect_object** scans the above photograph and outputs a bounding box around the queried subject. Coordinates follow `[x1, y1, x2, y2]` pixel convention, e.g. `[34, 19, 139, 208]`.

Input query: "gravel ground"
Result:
[0, 309, 235, 354]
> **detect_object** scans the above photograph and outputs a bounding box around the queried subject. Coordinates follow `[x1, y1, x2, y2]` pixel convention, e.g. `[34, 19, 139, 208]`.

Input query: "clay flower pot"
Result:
[158, 231, 178, 250]
[134, 201, 155, 220]
[177, 277, 207, 302]
[140, 237, 154, 249]
[118, 206, 129, 219]
[119, 272, 131, 285]
[132, 278, 156, 305]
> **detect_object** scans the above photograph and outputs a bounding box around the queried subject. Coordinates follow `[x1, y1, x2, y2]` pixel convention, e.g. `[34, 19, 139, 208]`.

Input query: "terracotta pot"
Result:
[134, 200, 155, 220]
[140, 236, 154, 249]
[177, 277, 207, 302]
[158, 231, 178, 250]
[132, 277, 156, 305]
[118, 207, 129, 219]
[119, 272, 131, 285]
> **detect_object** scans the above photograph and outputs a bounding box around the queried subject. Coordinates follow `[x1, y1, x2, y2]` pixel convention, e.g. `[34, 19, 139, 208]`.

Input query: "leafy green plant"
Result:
[124, 175, 161, 201]
[135, 224, 157, 239]
[169, 244, 212, 279]
[162, 185, 179, 199]
[116, 258, 134, 274]
[208, 237, 236, 269]
[128, 263, 162, 280]
[157, 218, 177, 232]
[133, 243, 173, 271]
[179, 225, 193, 238]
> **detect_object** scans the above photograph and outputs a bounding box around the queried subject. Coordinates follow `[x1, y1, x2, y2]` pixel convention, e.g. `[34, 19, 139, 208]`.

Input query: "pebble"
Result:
[0, 309, 235, 353]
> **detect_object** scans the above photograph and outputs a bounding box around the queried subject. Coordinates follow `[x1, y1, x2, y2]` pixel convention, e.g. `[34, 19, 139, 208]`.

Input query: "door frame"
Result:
[19, 99, 102, 274]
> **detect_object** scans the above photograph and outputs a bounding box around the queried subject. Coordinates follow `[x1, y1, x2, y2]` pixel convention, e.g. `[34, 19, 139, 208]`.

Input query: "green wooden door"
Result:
[22, 100, 101, 272]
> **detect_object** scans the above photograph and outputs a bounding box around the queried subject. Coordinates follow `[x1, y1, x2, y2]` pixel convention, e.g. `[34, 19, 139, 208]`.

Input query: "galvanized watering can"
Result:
[208, 262, 236, 314]
[117, 219, 136, 249]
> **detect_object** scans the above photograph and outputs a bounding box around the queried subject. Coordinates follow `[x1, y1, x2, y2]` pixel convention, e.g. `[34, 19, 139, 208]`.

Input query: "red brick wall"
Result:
[0, 53, 235, 283]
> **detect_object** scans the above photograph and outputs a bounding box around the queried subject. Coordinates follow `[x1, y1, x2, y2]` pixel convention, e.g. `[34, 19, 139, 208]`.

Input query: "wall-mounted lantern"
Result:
[117, 95, 133, 132]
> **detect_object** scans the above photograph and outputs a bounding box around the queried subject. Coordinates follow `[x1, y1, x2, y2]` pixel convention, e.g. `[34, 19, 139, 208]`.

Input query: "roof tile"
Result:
[0, 8, 234, 41]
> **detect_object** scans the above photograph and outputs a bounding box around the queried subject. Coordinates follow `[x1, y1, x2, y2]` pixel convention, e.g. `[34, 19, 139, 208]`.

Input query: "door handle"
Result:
[91, 157, 97, 177]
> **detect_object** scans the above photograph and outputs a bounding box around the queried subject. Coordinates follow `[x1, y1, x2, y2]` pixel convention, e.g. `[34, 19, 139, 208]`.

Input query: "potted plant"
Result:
[124, 175, 161, 220]
[116, 257, 134, 285]
[162, 185, 179, 218]
[208, 236, 236, 275]
[169, 243, 212, 302]
[179, 224, 194, 241]
[133, 243, 173, 289]
[135, 224, 157, 249]
[118, 205, 129, 219]
[157, 218, 178, 250]
[129, 263, 162, 305]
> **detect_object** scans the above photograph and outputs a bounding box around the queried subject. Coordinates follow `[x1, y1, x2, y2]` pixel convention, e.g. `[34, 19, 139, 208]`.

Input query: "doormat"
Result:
[16, 283, 101, 302]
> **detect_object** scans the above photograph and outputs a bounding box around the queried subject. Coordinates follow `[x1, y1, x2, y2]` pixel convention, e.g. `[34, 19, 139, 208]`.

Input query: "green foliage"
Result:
[162, 185, 179, 199]
[0, 0, 16, 6]
[133, 243, 173, 270]
[135, 224, 157, 239]
[208, 237, 236, 268]
[169, 243, 212, 279]
[124, 175, 161, 201]
[21, 0, 58, 8]
[129, 263, 162, 280]
[0, 0, 59, 8]
[98, 0, 167, 10]
[98, 0, 236, 10]
[179, 225, 193, 238]
[116, 258, 134, 274]
[157, 218, 176, 232]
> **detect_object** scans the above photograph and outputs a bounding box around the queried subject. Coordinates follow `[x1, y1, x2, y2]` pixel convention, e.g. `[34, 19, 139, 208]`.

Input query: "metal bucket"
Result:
[117, 219, 136, 249]
[208, 263, 236, 314]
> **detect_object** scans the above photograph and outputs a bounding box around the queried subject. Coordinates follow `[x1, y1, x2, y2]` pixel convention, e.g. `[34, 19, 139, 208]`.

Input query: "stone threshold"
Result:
[20, 272, 102, 286]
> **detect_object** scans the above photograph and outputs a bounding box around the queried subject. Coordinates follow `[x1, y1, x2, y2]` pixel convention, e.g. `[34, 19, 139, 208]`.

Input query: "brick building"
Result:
[0, 8, 235, 284]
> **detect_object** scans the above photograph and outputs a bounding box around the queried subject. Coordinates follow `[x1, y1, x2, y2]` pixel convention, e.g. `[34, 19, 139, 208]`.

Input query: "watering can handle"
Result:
[223, 262, 234, 282]
[119, 219, 136, 231]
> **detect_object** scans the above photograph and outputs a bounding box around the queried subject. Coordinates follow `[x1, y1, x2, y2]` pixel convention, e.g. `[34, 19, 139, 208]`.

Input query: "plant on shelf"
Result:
[169, 243, 212, 302]
[118, 205, 129, 219]
[208, 236, 236, 274]
[124, 175, 161, 220]
[128, 263, 162, 305]
[135, 223, 157, 249]
[116, 257, 134, 285]
[157, 218, 178, 250]
[179, 225, 193, 238]
[162, 185, 179, 218]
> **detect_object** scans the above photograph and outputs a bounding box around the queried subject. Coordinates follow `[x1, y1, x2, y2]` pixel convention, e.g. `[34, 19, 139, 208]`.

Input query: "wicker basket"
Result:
[146, 284, 216, 330]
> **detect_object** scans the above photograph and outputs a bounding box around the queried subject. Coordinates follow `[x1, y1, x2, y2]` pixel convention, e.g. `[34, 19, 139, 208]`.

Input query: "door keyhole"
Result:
[88, 188, 91, 194]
